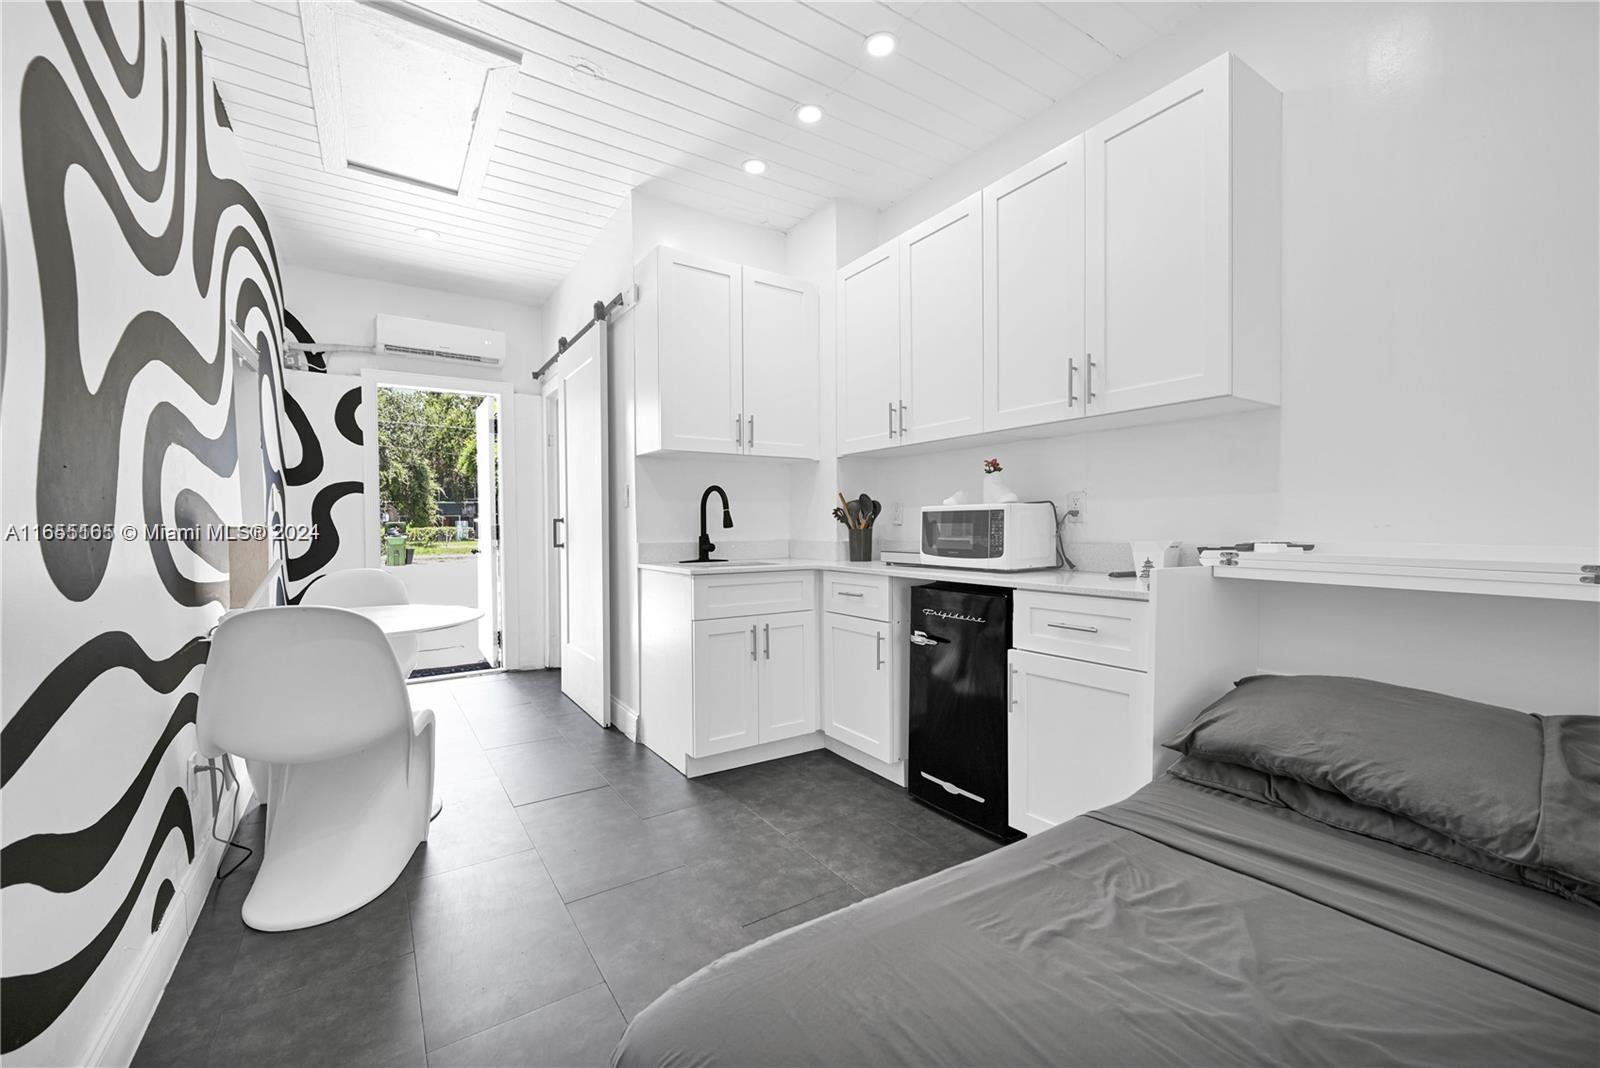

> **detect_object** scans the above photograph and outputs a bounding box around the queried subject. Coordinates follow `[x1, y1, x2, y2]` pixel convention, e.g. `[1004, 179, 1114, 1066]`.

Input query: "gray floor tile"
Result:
[425, 984, 625, 1068]
[485, 737, 607, 806]
[686, 831, 848, 925]
[209, 951, 426, 1067]
[515, 788, 686, 903]
[742, 885, 865, 942]
[567, 867, 753, 1021]
[406, 777, 533, 881]
[594, 747, 728, 819]
[463, 701, 564, 749]
[408, 850, 602, 1050]
[223, 880, 413, 1010]
[447, 678, 540, 711]
[784, 814, 952, 897]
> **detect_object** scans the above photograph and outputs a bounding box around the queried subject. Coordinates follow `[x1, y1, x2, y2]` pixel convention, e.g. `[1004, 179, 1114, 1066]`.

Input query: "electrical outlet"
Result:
[1064, 490, 1087, 524]
[186, 755, 208, 837]
[891, 501, 904, 526]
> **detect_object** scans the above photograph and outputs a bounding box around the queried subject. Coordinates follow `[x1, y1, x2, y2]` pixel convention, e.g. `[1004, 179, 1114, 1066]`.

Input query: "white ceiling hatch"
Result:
[192, 2, 1202, 303]
[299, 1, 520, 200]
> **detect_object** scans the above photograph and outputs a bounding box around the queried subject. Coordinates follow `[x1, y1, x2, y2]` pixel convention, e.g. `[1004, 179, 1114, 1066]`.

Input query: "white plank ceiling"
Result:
[192, 0, 1202, 303]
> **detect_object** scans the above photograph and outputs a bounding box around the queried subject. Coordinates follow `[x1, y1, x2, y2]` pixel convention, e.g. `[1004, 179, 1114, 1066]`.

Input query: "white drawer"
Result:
[1012, 591, 1149, 670]
[693, 570, 816, 620]
[821, 572, 893, 621]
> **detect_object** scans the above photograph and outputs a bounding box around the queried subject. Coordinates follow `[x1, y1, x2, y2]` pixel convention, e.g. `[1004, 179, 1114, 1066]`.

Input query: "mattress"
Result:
[612, 779, 1599, 1067]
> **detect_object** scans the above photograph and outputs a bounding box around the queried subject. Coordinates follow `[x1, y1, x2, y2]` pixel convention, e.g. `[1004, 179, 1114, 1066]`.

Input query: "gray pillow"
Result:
[1164, 675, 1600, 889]
[1166, 754, 1599, 904]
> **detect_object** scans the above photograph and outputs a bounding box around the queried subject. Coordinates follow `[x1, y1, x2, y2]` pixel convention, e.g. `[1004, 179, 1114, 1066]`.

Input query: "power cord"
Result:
[195, 758, 254, 880]
[1032, 500, 1078, 571]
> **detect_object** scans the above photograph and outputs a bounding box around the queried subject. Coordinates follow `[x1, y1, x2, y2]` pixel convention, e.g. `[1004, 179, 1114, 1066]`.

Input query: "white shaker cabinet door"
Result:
[742, 269, 818, 459]
[899, 192, 983, 445]
[821, 612, 895, 763]
[757, 612, 818, 743]
[983, 139, 1087, 431]
[657, 248, 744, 453]
[1085, 56, 1231, 414]
[1007, 649, 1148, 835]
[837, 242, 901, 454]
[691, 616, 760, 757]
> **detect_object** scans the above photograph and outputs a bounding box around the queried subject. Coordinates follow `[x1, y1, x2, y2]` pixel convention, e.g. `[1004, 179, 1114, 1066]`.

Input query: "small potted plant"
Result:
[982, 458, 1019, 503]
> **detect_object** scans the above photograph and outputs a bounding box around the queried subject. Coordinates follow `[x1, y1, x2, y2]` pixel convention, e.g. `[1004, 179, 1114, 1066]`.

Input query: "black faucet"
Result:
[687, 485, 733, 563]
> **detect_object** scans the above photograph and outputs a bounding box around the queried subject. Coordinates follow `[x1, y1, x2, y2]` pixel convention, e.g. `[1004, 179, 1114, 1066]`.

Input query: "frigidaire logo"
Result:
[922, 608, 986, 624]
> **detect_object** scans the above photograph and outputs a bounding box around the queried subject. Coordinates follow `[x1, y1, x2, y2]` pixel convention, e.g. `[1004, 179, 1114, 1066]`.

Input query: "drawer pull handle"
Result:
[837, 590, 865, 597]
[919, 772, 985, 804]
[1047, 622, 1100, 634]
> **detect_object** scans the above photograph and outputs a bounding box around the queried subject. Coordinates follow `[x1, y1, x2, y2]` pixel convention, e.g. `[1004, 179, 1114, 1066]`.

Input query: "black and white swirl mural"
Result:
[1, 1, 286, 1060]
[282, 368, 367, 601]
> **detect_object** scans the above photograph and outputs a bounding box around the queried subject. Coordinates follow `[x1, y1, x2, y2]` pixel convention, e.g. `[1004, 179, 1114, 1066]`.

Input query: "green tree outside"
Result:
[376, 387, 483, 528]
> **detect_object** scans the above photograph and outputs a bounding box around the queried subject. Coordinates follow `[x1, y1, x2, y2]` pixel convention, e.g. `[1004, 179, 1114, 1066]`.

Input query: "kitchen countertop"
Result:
[638, 558, 1151, 601]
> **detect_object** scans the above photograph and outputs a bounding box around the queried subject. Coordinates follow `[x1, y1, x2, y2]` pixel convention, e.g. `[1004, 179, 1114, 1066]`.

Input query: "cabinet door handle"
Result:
[750, 624, 758, 661]
[899, 401, 908, 436]
[763, 623, 770, 659]
[1086, 356, 1097, 404]
[875, 631, 885, 670]
[735, 413, 744, 449]
[552, 517, 565, 548]
[748, 415, 755, 449]
[887, 401, 896, 439]
[1047, 622, 1100, 634]
[1067, 359, 1078, 406]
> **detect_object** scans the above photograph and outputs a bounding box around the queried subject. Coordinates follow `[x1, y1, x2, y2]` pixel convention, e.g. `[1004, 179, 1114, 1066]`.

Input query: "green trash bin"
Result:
[383, 534, 408, 566]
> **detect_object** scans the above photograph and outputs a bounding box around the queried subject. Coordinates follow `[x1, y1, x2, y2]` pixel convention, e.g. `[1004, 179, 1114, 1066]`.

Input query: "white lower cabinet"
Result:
[757, 612, 818, 743]
[821, 612, 897, 763]
[691, 611, 816, 758]
[1007, 648, 1149, 835]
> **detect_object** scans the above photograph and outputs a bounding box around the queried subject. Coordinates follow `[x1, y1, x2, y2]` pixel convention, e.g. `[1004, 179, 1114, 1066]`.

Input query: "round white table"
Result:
[341, 603, 483, 635]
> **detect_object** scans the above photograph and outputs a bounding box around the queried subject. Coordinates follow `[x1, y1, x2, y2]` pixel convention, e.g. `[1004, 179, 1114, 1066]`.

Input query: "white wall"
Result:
[281, 266, 545, 394]
[858, 2, 1598, 550]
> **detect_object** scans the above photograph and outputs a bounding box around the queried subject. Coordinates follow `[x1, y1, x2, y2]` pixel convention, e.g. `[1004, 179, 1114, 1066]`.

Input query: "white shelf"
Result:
[1201, 544, 1599, 602]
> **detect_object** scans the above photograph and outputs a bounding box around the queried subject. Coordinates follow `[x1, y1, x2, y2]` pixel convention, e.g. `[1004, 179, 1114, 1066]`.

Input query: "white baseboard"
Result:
[823, 736, 907, 787]
[610, 697, 638, 740]
[685, 733, 825, 777]
[85, 781, 251, 1068]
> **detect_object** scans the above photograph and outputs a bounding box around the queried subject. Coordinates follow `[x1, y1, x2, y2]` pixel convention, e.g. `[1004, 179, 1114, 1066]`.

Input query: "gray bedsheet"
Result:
[613, 780, 1599, 1067]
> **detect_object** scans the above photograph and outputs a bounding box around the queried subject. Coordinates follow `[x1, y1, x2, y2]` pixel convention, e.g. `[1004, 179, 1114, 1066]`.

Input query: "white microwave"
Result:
[919, 503, 1058, 571]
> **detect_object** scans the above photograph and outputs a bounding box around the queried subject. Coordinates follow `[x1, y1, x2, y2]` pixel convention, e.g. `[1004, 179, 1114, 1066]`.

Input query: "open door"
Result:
[554, 327, 609, 724]
[475, 397, 499, 666]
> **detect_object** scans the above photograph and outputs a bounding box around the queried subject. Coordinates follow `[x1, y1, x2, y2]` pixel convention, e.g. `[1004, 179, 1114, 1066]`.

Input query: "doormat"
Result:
[409, 660, 491, 679]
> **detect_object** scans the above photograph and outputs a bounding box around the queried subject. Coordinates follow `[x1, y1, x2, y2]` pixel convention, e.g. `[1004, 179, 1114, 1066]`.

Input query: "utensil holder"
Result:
[847, 527, 873, 562]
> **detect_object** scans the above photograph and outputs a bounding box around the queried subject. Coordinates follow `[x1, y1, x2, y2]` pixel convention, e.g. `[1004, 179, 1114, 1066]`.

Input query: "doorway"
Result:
[364, 375, 506, 678]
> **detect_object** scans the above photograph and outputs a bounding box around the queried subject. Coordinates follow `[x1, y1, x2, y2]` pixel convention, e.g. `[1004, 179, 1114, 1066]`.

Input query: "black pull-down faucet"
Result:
[685, 485, 733, 563]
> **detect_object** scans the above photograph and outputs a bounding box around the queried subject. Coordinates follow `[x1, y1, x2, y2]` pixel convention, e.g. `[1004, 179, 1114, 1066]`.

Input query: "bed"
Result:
[613, 676, 1599, 1067]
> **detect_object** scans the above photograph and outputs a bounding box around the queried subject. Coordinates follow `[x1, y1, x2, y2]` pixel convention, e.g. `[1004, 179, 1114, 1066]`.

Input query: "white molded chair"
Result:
[300, 568, 419, 678]
[199, 606, 435, 931]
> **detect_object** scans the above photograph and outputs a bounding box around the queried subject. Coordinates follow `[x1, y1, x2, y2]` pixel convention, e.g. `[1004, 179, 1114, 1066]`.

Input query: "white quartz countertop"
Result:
[638, 558, 1151, 601]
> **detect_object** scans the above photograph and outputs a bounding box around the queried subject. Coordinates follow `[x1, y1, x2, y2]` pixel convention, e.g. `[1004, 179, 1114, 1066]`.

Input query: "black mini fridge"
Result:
[907, 583, 1020, 841]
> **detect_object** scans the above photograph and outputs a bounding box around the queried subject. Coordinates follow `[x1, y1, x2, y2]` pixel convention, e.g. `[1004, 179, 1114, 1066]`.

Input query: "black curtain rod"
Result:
[533, 292, 625, 380]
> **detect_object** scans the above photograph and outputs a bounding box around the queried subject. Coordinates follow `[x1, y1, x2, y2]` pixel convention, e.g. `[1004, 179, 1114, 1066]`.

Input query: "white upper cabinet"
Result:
[837, 242, 901, 454]
[742, 268, 818, 459]
[983, 140, 1087, 431]
[835, 53, 1279, 455]
[636, 247, 819, 459]
[899, 193, 984, 445]
[1085, 54, 1281, 415]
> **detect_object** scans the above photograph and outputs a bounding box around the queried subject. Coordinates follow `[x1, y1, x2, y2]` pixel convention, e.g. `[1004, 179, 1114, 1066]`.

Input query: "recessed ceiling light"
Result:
[414, 227, 440, 241]
[795, 103, 824, 124]
[742, 158, 767, 176]
[865, 31, 896, 58]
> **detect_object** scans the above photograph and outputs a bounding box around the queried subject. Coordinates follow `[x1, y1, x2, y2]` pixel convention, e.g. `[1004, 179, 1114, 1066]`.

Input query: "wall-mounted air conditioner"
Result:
[375, 314, 506, 366]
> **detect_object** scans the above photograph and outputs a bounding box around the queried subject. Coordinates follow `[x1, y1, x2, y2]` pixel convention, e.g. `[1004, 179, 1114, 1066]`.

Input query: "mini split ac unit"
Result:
[375, 314, 506, 366]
